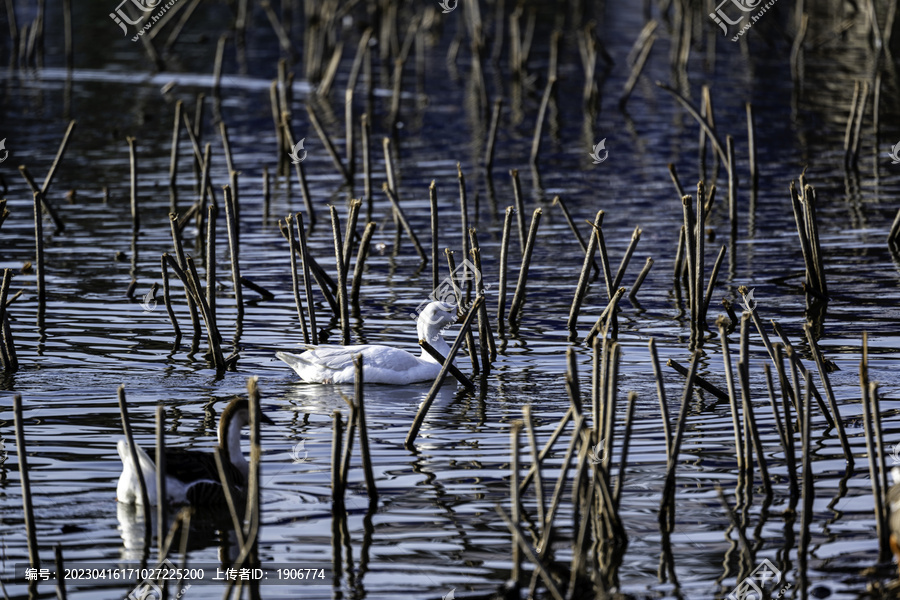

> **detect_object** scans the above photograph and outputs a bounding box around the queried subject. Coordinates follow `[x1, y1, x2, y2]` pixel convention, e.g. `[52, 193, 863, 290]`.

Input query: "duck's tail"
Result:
[116, 438, 157, 504]
[276, 351, 323, 382]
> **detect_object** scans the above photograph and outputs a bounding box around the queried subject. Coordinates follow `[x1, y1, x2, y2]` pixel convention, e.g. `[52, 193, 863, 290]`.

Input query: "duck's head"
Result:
[416, 301, 457, 342]
[217, 397, 276, 457]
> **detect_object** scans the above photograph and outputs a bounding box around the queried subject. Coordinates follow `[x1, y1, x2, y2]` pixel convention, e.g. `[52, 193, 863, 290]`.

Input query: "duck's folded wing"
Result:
[185, 481, 230, 505]
[357, 346, 424, 372]
[297, 345, 422, 373]
[151, 448, 244, 486]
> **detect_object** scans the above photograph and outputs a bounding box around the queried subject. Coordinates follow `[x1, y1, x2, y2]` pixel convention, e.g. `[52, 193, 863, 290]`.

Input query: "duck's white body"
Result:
[116, 398, 261, 506]
[277, 301, 457, 384]
[116, 439, 193, 505]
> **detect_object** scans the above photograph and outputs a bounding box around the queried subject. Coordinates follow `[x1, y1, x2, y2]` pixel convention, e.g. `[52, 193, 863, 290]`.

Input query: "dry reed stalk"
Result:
[338, 397, 357, 500]
[717, 317, 744, 473]
[280, 113, 316, 225]
[457, 165, 472, 301]
[860, 333, 890, 561]
[469, 231, 497, 363]
[293, 212, 318, 344]
[584, 287, 626, 344]
[223, 185, 243, 324]
[659, 351, 699, 533]
[746, 103, 758, 191]
[361, 113, 372, 217]
[508, 208, 542, 324]
[160, 256, 180, 338]
[342, 199, 361, 275]
[510, 420, 522, 582]
[13, 394, 41, 568]
[529, 77, 556, 165]
[285, 214, 310, 344]
[353, 355, 378, 503]
[382, 184, 428, 262]
[405, 297, 483, 448]
[167, 216, 202, 338]
[348, 219, 375, 306]
[205, 203, 216, 317]
[568, 211, 604, 334]
[117, 386, 152, 545]
[184, 256, 226, 371]
[330, 206, 351, 344]
[667, 359, 728, 402]
[155, 406, 168, 548]
[32, 191, 45, 326]
[495, 505, 565, 600]
[127, 136, 139, 232]
[510, 169, 526, 253]
[430, 182, 439, 290]
[169, 102, 182, 189]
[485, 98, 502, 172]
[612, 226, 642, 290]
[419, 339, 475, 391]
[738, 356, 772, 497]
[331, 410, 344, 506]
[629, 257, 654, 304]
[497, 206, 514, 333]
[307, 103, 351, 182]
[522, 404, 546, 525]
[804, 324, 852, 467]
[619, 31, 656, 109]
[648, 339, 670, 456]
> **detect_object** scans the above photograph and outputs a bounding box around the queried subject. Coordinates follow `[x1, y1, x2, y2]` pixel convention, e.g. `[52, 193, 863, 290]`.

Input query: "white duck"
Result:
[116, 397, 273, 506]
[276, 301, 457, 384]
